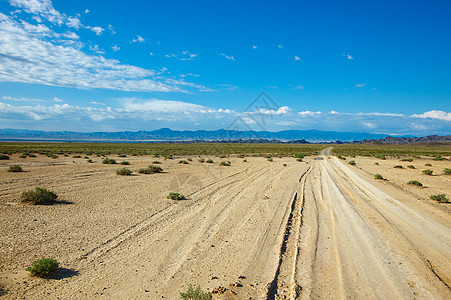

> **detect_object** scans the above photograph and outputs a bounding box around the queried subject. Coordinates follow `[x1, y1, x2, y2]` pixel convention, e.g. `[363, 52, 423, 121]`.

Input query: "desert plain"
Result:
[0, 145, 450, 299]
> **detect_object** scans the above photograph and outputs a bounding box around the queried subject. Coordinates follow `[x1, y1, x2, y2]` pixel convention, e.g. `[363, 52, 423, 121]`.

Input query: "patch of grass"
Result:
[8, 165, 23, 172]
[180, 284, 212, 300]
[116, 168, 132, 175]
[165, 155, 173, 159]
[430, 194, 449, 203]
[102, 158, 117, 164]
[120, 161, 130, 165]
[422, 169, 433, 175]
[374, 174, 384, 180]
[348, 160, 356, 165]
[407, 180, 422, 187]
[394, 165, 403, 169]
[21, 187, 58, 205]
[206, 159, 214, 163]
[400, 158, 413, 162]
[294, 153, 305, 159]
[407, 165, 415, 169]
[0, 154, 10, 160]
[219, 161, 231, 166]
[178, 160, 189, 164]
[444, 168, 451, 175]
[26, 258, 59, 277]
[167, 192, 186, 200]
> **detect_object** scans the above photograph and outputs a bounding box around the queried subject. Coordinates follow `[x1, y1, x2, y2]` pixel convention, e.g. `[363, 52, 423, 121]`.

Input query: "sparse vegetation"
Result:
[118, 154, 127, 157]
[375, 162, 379, 165]
[72, 155, 81, 158]
[21, 187, 58, 205]
[0, 154, 10, 160]
[401, 158, 413, 162]
[116, 168, 132, 175]
[407, 165, 415, 169]
[433, 155, 444, 161]
[206, 159, 214, 163]
[283, 163, 287, 167]
[267, 158, 273, 162]
[408, 180, 422, 187]
[394, 165, 403, 169]
[138, 165, 163, 174]
[179, 284, 212, 300]
[422, 169, 433, 175]
[26, 258, 59, 277]
[243, 159, 247, 162]
[219, 161, 231, 166]
[337, 155, 346, 160]
[198, 158, 205, 163]
[348, 160, 356, 165]
[429, 194, 449, 203]
[374, 174, 384, 180]
[87, 159, 93, 163]
[8, 165, 23, 172]
[444, 168, 451, 175]
[102, 158, 117, 164]
[425, 163, 432, 166]
[178, 160, 189, 164]
[296, 158, 302, 162]
[120, 161, 130, 165]
[152, 160, 161, 164]
[167, 192, 186, 200]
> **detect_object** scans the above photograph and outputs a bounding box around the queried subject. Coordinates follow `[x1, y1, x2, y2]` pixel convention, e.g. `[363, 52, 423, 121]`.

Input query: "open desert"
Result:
[0, 146, 450, 299]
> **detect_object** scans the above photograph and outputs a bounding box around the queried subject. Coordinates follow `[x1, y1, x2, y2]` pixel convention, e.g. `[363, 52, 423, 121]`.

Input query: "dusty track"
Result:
[1, 151, 450, 299]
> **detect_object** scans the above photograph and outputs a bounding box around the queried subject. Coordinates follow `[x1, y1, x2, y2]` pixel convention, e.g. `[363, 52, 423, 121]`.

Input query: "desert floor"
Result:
[0, 149, 450, 299]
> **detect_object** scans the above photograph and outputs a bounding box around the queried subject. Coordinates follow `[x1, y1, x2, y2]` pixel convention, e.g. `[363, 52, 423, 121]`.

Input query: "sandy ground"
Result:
[0, 149, 450, 299]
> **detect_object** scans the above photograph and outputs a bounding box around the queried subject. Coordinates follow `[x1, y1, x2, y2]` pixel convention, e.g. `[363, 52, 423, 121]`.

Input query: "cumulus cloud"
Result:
[0, 12, 203, 92]
[410, 110, 451, 121]
[219, 53, 235, 61]
[132, 35, 145, 43]
[111, 44, 120, 51]
[345, 54, 354, 60]
[252, 45, 257, 49]
[294, 56, 301, 61]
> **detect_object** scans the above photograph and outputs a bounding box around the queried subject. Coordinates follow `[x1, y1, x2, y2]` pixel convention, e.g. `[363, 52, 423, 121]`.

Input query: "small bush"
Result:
[152, 160, 161, 164]
[425, 163, 432, 166]
[422, 169, 433, 175]
[118, 154, 127, 158]
[374, 174, 384, 180]
[337, 155, 346, 160]
[102, 158, 116, 164]
[348, 160, 356, 165]
[180, 284, 211, 300]
[294, 153, 305, 159]
[26, 258, 59, 277]
[9, 165, 23, 172]
[267, 158, 273, 162]
[178, 160, 189, 164]
[407, 165, 415, 169]
[206, 159, 214, 163]
[219, 161, 231, 166]
[433, 155, 444, 161]
[72, 155, 81, 158]
[187, 158, 192, 162]
[167, 192, 186, 200]
[444, 168, 451, 175]
[20, 154, 28, 158]
[29, 154, 37, 158]
[429, 194, 449, 203]
[198, 158, 205, 163]
[166, 155, 173, 159]
[243, 159, 247, 162]
[296, 158, 302, 162]
[120, 161, 130, 165]
[283, 163, 287, 167]
[0, 155, 10, 160]
[21, 187, 58, 205]
[87, 159, 93, 163]
[138, 165, 163, 174]
[375, 162, 379, 165]
[116, 168, 132, 176]
[401, 158, 413, 162]
[408, 180, 422, 187]
[394, 165, 403, 169]
[219, 155, 227, 158]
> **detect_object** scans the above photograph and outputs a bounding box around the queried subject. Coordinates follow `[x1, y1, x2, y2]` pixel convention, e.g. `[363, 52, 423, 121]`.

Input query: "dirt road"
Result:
[1, 151, 450, 299]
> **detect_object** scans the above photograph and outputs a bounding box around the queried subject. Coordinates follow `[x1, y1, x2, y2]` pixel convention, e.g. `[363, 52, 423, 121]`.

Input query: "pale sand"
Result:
[0, 149, 450, 299]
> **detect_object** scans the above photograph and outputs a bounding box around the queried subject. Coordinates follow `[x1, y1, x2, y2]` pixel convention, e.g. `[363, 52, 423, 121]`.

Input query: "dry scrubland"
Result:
[0, 143, 450, 299]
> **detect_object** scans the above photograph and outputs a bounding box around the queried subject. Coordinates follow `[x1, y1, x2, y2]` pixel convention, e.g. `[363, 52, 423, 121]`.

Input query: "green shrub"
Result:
[348, 160, 356, 165]
[8, 165, 23, 172]
[180, 284, 211, 300]
[120, 161, 130, 165]
[206, 159, 214, 163]
[102, 158, 116, 164]
[243, 159, 247, 162]
[166, 155, 173, 159]
[0, 155, 10, 160]
[21, 187, 58, 205]
[429, 194, 449, 203]
[87, 159, 93, 163]
[20, 154, 28, 158]
[167, 192, 186, 200]
[187, 158, 192, 162]
[118, 154, 127, 158]
[422, 169, 433, 175]
[72, 155, 81, 158]
[407, 165, 415, 169]
[337, 155, 346, 160]
[198, 158, 205, 163]
[178, 160, 189, 164]
[283, 163, 287, 167]
[296, 158, 302, 162]
[374, 174, 384, 180]
[267, 158, 273, 162]
[152, 160, 161, 164]
[433, 155, 444, 161]
[26, 258, 59, 277]
[425, 163, 432, 166]
[444, 168, 451, 175]
[116, 168, 132, 175]
[29, 153, 37, 158]
[138, 165, 163, 174]
[294, 153, 305, 159]
[394, 165, 403, 169]
[375, 162, 379, 165]
[219, 161, 231, 166]
[401, 158, 413, 162]
[407, 180, 422, 187]
[219, 155, 227, 158]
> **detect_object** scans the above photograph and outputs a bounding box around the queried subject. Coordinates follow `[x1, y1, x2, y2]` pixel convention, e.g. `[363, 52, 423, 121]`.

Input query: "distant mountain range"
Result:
[0, 128, 449, 144]
[0, 128, 388, 143]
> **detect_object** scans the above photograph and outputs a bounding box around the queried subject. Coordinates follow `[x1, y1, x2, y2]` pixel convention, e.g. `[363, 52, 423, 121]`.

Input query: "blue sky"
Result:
[0, 0, 450, 135]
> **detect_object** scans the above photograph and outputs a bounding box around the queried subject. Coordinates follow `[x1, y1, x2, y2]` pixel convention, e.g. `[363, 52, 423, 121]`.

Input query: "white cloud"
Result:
[180, 51, 198, 61]
[149, 52, 154, 56]
[294, 56, 301, 61]
[111, 44, 120, 51]
[345, 54, 354, 60]
[219, 53, 235, 61]
[84, 9, 89, 14]
[293, 85, 304, 90]
[259, 106, 291, 115]
[9, 0, 64, 25]
[278, 44, 284, 49]
[355, 83, 366, 87]
[298, 110, 321, 115]
[87, 25, 104, 35]
[108, 24, 116, 34]
[89, 44, 105, 54]
[132, 35, 145, 43]
[252, 45, 257, 49]
[410, 110, 451, 121]
[264, 86, 279, 89]
[66, 16, 81, 29]
[0, 12, 198, 92]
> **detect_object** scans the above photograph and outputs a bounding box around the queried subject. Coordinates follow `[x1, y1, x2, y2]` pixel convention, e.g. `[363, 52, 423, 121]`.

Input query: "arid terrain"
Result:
[0, 148, 450, 299]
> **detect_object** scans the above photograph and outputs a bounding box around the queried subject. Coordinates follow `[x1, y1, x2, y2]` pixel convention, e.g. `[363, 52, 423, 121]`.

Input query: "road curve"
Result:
[295, 149, 451, 299]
